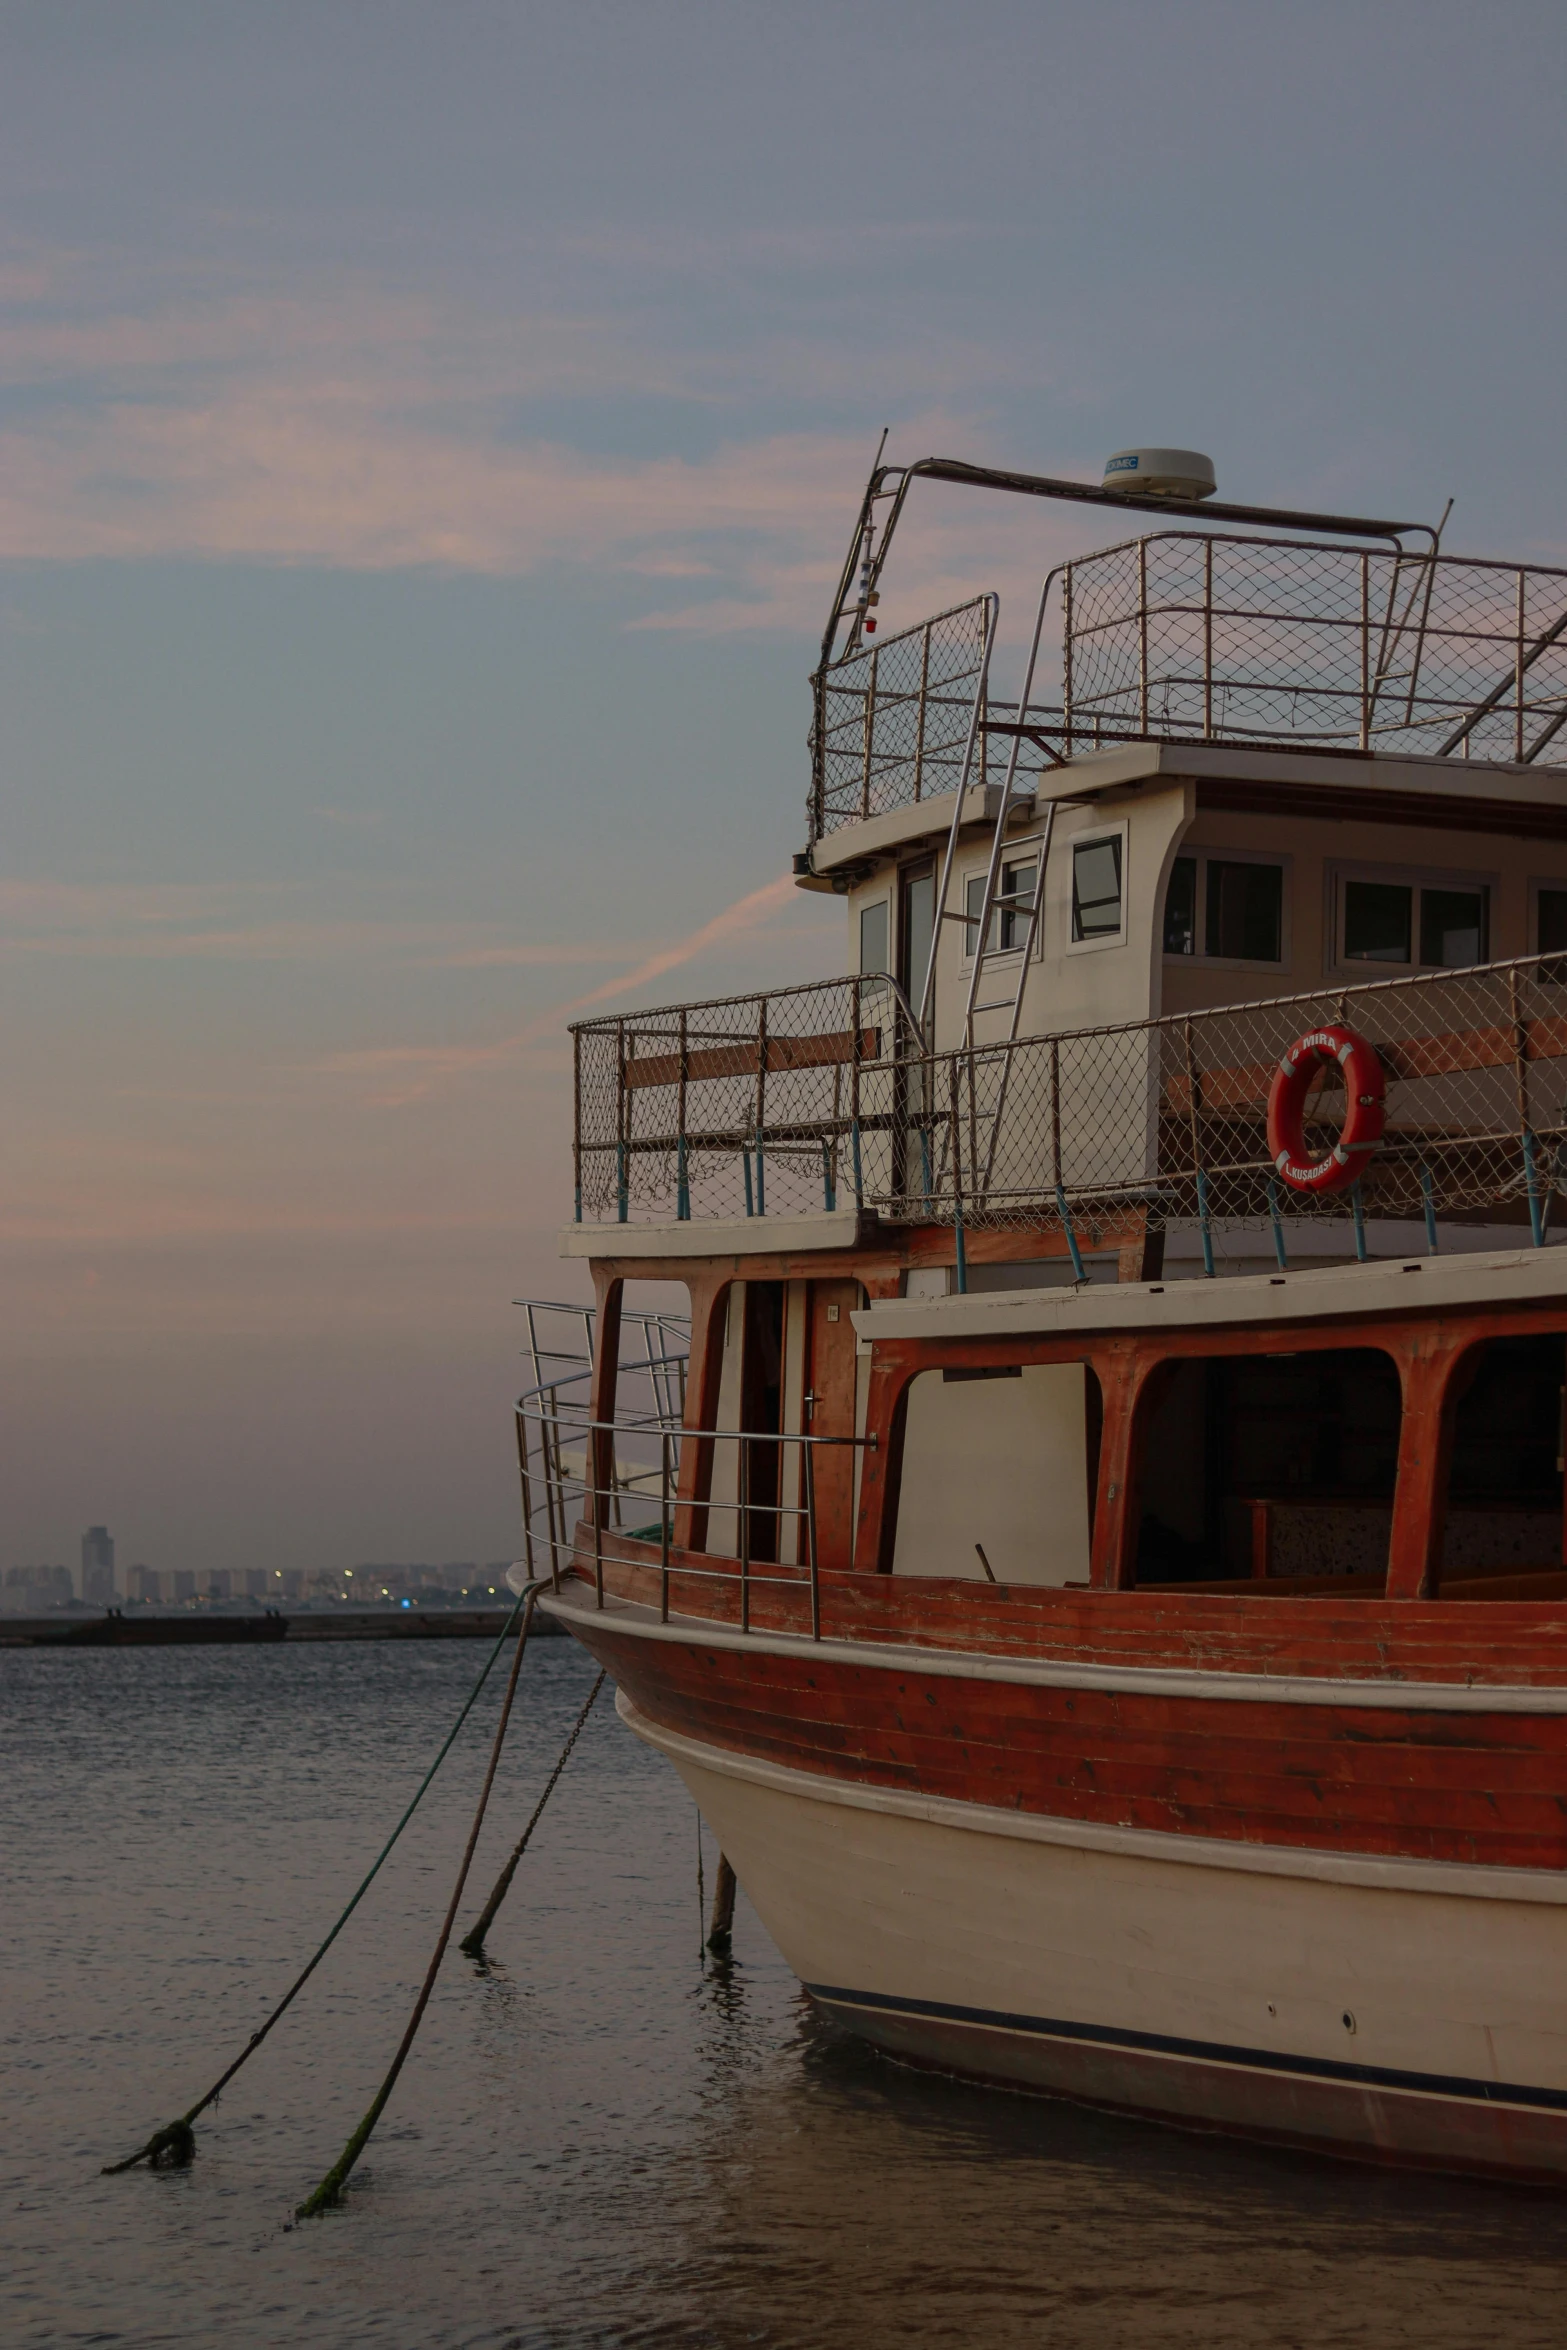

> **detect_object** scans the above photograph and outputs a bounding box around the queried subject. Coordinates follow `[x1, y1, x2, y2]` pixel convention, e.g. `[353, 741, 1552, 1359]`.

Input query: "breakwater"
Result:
[0, 1606, 563, 1649]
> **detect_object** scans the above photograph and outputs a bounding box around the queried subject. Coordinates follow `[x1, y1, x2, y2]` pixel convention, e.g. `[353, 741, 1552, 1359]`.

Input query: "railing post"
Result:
[914, 624, 931, 802]
[949, 1055, 967, 1291]
[804, 1439, 821, 1641]
[1359, 550, 1371, 751]
[1212, 538, 1221, 737]
[616, 1018, 629, 1224]
[1517, 569, 1527, 764]
[573, 1029, 583, 1222]
[1063, 562, 1074, 743]
[1137, 539, 1149, 735]
[659, 1430, 670, 1625]
[677, 1009, 690, 1220]
[755, 994, 767, 1218]
[850, 973, 865, 1205]
[738, 1437, 751, 1633]
[860, 643, 879, 820]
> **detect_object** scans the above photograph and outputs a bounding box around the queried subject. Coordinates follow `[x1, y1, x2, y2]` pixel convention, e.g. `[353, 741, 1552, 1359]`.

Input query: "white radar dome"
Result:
[1102, 448, 1217, 500]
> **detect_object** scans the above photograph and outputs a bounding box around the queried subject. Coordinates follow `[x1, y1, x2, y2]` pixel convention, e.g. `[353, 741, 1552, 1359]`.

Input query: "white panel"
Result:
[893, 1364, 1090, 1584]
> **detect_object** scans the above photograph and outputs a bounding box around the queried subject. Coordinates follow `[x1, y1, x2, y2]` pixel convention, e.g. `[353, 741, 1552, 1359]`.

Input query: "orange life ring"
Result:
[1266, 1025, 1385, 1194]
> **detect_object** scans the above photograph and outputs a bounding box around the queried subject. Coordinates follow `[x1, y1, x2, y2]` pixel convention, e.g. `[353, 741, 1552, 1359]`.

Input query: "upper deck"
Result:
[808, 528, 1567, 853]
[565, 456, 1567, 1273]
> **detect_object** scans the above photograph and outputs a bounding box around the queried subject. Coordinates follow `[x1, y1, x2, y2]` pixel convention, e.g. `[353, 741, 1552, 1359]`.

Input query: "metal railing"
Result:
[572, 973, 925, 1225]
[807, 534, 1567, 842]
[572, 952, 1567, 1254]
[515, 1299, 871, 1640]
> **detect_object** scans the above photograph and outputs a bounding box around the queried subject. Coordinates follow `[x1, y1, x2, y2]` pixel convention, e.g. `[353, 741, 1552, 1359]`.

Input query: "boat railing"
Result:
[808, 534, 1567, 842]
[572, 951, 1567, 1254]
[514, 1318, 872, 1640]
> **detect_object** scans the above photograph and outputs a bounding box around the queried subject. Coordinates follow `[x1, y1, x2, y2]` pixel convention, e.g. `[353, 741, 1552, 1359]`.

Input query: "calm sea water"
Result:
[4, 1636, 1566, 2350]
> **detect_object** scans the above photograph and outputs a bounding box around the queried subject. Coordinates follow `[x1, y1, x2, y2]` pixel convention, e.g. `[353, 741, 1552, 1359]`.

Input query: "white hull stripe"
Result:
[545, 1585, 1567, 1716]
[807, 1985, 1567, 2117]
[622, 1691, 1567, 1905]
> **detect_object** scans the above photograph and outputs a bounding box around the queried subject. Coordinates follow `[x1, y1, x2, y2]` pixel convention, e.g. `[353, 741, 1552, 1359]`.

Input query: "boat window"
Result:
[1333, 863, 1494, 973]
[899, 865, 936, 1016]
[1161, 849, 1285, 965]
[1418, 886, 1487, 968]
[1206, 860, 1283, 961]
[859, 897, 889, 978]
[1343, 880, 1412, 964]
[1533, 883, 1567, 957]
[1439, 1335, 1565, 1598]
[1135, 1348, 1400, 1589]
[1071, 835, 1123, 942]
[964, 857, 1038, 955]
[1163, 856, 1198, 956]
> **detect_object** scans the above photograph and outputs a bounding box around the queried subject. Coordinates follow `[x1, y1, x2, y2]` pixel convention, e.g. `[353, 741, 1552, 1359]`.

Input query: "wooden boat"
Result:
[523, 448, 1567, 2178]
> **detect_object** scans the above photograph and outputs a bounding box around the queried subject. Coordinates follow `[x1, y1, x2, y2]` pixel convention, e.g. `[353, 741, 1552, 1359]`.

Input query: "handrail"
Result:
[570, 950, 1567, 1246]
[515, 1378, 874, 1641]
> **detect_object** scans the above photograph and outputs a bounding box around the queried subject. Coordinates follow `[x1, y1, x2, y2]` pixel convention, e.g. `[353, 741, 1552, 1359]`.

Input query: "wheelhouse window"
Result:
[1163, 851, 1285, 965]
[1534, 884, 1567, 957]
[1071, 834, 1123, 944]
[1333, 865, 1491, 973]
[964, 855, 1038, 955]
[859, 897, 889, 978]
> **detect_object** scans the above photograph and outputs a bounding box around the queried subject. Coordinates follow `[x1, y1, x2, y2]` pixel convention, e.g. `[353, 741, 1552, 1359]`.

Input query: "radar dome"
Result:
[1102, 448, 1217, 500]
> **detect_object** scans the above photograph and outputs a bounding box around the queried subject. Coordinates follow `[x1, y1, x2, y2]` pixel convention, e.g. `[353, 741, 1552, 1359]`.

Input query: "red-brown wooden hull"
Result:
[546, 1564, 1567, 2178]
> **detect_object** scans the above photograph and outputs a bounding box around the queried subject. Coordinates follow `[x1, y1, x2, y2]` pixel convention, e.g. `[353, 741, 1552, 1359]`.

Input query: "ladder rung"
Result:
[969, 1000, 1015, 1014]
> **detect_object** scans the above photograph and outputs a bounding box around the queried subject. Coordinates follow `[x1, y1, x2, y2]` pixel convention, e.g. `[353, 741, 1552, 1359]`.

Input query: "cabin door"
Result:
[803, 1279, 862, 1571]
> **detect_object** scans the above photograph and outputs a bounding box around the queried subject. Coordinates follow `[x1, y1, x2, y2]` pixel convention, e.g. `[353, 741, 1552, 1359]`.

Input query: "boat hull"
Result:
[617, 1683, 1567, 2181]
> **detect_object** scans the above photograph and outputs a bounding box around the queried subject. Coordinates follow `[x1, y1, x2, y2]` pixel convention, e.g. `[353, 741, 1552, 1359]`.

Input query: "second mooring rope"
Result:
[294, 1585, 543, 2217]
[459, 1667, 606, 1955]
[104, 1581, 540, 2177]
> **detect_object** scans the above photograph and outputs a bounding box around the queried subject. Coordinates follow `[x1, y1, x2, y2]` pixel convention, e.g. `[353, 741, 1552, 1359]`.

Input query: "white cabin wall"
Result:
[1159, 807, 1560, 1016]
[893, 1364, 1091, 1584]
[840, 782, 1195, 1048]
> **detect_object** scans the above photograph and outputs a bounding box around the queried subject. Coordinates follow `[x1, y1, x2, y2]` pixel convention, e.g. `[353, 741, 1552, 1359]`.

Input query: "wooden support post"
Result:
[707, 1854, 737, 1952]
[852, 1350, 913, 1574]
[1089, 1346, 1168, 1591]
[673, 1272, 731, 1556]
[1384, 1329, 1474, 1600]
[588, 1271, 623, 1530]
[1118, 1214, 1164, 1284]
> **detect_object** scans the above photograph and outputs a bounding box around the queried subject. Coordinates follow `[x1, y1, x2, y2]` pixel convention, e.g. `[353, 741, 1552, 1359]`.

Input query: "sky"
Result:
[4, 0, 1567, 1577]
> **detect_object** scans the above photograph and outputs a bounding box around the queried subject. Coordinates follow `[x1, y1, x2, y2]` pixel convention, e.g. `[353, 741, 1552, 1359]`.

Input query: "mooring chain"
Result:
[104, 1582, 541, 2177]
[460, 1667, 607, 1956]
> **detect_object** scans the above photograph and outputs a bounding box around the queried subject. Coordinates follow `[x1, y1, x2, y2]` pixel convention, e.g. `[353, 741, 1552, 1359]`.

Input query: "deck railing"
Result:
[808, 535, 1567, 843]
[573, 952, 1567, 1251]
[514, 1299, 870, 1639]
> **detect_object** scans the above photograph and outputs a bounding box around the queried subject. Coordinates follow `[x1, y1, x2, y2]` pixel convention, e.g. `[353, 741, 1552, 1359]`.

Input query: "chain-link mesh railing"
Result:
[575, 955, 1567, 1244]
[573, 976, 923, 1224]
[1061, 534, 1567, 762]
[806, 542, 1567, 829]
[810, 597, 993, 840]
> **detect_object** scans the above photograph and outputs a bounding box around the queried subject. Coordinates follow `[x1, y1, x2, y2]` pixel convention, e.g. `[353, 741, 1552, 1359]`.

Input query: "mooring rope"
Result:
[104, 1580, 541, 2177]
[295, 1585, 543, 2217]
[459, 1666, 606, 1956]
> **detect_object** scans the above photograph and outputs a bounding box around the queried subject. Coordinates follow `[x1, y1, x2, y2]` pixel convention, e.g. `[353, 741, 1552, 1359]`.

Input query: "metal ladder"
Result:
[919, 576, 1061, 1054]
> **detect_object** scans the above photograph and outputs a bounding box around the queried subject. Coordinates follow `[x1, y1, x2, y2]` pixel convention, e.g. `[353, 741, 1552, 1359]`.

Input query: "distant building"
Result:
[81, 1526, 116, 1605]
[126, 1564, 163, 1603]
